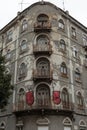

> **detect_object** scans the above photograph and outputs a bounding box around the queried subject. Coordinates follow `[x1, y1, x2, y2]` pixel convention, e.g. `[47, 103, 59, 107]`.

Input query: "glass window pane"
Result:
[38, 126, 48, 130]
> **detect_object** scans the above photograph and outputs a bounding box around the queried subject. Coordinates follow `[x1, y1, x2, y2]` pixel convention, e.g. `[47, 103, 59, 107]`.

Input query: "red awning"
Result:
[53, 91, 61, 105]
[26, 91, 34, 105]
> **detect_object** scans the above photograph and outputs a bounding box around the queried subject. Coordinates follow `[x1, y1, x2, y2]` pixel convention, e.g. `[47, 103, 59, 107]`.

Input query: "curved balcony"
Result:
[33, 69, 53, 81]
[13, 100, 74, 116]
[34, 21, 51, 32]
[33, 44, 52, 55]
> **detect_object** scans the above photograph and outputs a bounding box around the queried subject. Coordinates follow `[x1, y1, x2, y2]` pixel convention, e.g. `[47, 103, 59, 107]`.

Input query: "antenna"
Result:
[19, 0, 29, 11]
[63, 0, 65, 11]
[20, 0, 24, 11]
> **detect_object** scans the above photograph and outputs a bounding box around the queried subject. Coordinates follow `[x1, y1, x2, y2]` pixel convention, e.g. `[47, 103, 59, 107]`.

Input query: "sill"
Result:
[59, 49, 66, 54]
[19, 49, 27, 54]
[77, 105, 84, 110]
[18, 75, 26, 80]
[58, 28, 65, 32]
[71, 36, 77, 40]
[75, 79, 82, 84]
[61, 74, 68, 78]
[21, 29, 27, 34]
[6, 39, 12, 43]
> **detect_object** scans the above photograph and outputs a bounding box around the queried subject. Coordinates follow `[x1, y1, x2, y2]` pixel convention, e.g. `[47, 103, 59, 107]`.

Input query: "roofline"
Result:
[0, 1, 87, 34]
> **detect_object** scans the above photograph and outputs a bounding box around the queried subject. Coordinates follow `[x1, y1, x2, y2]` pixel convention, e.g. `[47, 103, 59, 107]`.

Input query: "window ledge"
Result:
[61, 73, 68, 78]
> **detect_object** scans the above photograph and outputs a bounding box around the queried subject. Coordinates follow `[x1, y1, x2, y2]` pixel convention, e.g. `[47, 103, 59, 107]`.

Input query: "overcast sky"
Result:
[0, 0, 87, 29]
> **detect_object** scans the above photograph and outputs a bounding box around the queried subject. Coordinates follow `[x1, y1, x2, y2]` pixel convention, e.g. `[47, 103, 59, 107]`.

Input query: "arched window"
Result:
[18, 88, 25, 110]
[36, 84, 50, 107]
[19, 62, 27, 79]
[18, 88, 25, 103]
[22, 19, 28, 32]
[73, 46, 78, 58]
[75, 68, 81, 81]
[79, 120, 86, 130]
[36, 35, 49, 51]
[60, 39, 66, 51]
[71, 27, 76, 38]
[58, 19, 64, 30]
[36, 58, 50, 77]
[77, 92, 83, 108]
[62, 88, 69, 107]
[0, 122, 5, 130]
[63, 117, 72, 130]
[37, 14, 49, 23]
[60, 62, 67, 77]
[20, 40, 27, 53]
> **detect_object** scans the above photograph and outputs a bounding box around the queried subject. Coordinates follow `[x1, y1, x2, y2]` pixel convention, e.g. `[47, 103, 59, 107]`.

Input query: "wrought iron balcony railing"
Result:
[34, 22, 51, 32]
[33, 44, 52, 55]
[33, 69, 53, 81]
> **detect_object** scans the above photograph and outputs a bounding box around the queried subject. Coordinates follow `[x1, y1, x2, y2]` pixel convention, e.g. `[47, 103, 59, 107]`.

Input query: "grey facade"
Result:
[0, 1, 87, 130]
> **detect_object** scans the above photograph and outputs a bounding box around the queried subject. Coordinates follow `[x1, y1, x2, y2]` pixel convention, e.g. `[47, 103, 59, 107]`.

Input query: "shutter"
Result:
[26, 91, 34, 105]
[53, 91, 61, 105]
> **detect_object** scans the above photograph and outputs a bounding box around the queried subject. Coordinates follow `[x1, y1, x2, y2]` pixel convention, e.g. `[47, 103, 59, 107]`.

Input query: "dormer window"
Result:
[34, 14, 51, 32]
[37, 14, 49, 23]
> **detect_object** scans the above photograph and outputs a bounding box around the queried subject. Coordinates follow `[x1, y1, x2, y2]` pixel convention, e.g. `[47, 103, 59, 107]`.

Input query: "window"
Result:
[83, 34, 87, 46]
[36, 58, 50, 77]
[60, 62, 67, 77]
[6, 30, 13, 42]
[18, 88, 25, 110]
[20, 40, 27, 53]
[75, 68, 81, 81]
[62, 88, 69, 107]
[6, 53, 11, 60]
[77, 92, 83, 108]
[38, 126, 48, 130]
[71, 27, 76, 38]
[73, 46, 78, 58]
[18, 88, 25, 103]
[16, 120, 23, 130]
[60, 39, 66, 51]
[19, 63, 27, 79]
[79, 120, 86, 130]
[36, 84, 50, 106]
[63, 117, 72, 130]
[37, 14, 49, 27]
[36, 35, 50, 51]
[22, 19, 28, 32]
[58, 19, 64, 30]
[0, 122, 5, 130]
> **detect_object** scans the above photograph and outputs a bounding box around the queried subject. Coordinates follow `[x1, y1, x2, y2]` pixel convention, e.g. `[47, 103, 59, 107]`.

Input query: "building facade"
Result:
[0, 1, 87, 130]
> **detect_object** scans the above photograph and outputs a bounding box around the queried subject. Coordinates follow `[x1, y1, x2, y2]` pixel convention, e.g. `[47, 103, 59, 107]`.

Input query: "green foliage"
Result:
[0, 54, 13, 109]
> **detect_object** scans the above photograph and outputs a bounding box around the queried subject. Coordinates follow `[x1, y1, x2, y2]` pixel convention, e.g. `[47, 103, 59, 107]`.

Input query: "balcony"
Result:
[61, 101, 74, 111]
[13, 100, 74, 117]
[34, 22, 51, 32]
[33, 69, 53, 81]
[33, 44, 52, 55]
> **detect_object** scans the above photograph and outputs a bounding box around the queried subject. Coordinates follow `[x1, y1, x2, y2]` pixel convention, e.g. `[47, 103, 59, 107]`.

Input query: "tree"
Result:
[0, 54, 13, 109]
